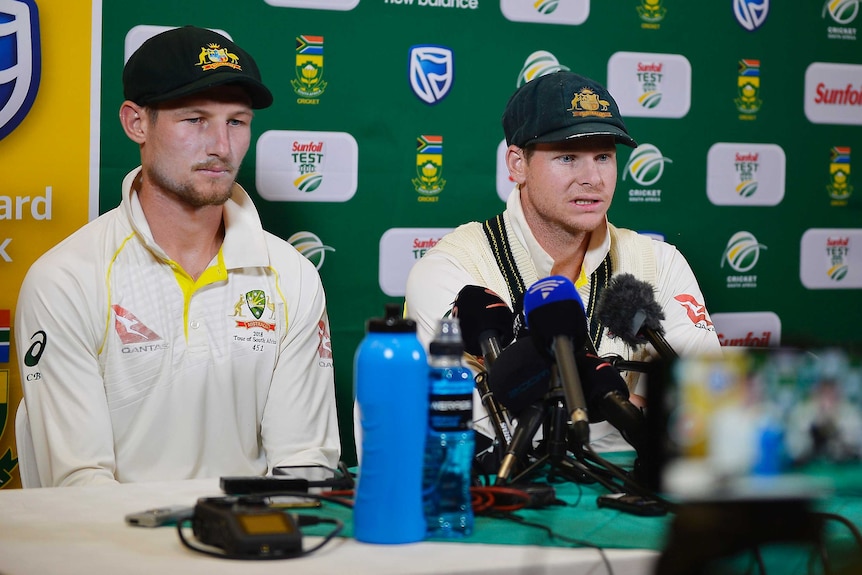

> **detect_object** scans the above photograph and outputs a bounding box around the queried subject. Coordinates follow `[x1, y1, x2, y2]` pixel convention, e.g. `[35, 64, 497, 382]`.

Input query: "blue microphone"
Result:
[523, 276, 591, 445]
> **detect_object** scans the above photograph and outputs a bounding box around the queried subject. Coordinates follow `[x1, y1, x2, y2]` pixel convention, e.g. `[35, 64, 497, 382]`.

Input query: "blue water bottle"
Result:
[353, 303, 428, 544]
[423, 317, 475, 537]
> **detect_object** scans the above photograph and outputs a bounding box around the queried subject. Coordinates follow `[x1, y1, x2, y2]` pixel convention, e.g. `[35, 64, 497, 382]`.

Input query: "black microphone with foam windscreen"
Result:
[452, 285, 515, 367]
[487, 337, 553, 416]
[523, 276, 591, 446]
[486, 337, 554, 483]
[596, 273, 678, 361]
[577, 352, 647, 452]
[452, 285, 517, 451]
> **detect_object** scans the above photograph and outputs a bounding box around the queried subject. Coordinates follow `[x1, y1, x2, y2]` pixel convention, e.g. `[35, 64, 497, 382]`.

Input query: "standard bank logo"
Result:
[0, 0, 40, 141]
[706, 143, 785, 206]
[734, 0, 769, 31]
[256, 130, 358, 202]
[500, 0, 589, 25]
[409, 45, 454, 105]
[607, 52, 691, 118]
[800, 228, 862, 289]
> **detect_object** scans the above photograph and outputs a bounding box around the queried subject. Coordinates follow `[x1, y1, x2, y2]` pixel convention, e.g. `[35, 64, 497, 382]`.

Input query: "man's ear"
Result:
[119, 101, 147, 144]
[505, 145, 527, 184]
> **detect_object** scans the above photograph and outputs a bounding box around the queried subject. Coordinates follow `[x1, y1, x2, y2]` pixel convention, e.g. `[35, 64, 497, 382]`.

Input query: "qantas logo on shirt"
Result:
[112, 305, 162, 344]
[674, 294, 715, 330]
[318, 320, 333, 367]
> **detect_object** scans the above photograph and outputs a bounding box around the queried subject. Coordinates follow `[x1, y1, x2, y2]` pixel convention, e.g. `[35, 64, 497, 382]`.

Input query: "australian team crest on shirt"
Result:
[0, 0, 41, 141]
[232, 290, 276, 331]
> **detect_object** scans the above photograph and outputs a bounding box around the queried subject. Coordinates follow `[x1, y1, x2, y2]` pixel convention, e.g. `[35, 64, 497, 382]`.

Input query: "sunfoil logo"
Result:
[722, 231, 767, 273]
[256, 130, 358, 202]
[623, 144, 672, 186]
[288, 231, 335, 270]
[800, 228, 862, 289]
[500, 0, 589, 25]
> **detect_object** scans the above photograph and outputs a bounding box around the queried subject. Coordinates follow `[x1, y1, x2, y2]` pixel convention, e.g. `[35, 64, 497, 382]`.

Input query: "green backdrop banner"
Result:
[89, 0, 862, 464]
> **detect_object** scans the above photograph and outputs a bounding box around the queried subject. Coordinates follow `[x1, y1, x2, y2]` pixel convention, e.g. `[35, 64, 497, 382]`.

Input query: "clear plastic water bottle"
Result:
[354, 303, 428, 544]
[423, 317, 475, 537]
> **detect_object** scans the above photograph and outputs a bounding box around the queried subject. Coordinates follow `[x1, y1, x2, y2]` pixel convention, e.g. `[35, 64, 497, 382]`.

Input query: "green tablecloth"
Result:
[303, 453, 862, 573]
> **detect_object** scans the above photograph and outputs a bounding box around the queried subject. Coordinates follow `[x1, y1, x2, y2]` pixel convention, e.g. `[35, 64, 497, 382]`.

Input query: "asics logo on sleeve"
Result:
[24, 330, 47, 366]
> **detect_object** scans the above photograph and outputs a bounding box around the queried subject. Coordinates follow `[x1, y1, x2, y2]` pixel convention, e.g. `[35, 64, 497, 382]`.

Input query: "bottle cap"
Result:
[430, 317, 465, 356]
[366, 303, 417, 333]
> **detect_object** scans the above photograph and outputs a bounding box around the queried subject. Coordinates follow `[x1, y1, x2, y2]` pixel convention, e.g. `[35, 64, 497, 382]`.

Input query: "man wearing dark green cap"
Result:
[15, 26, 341, 486]
[405, 70, 720, 455]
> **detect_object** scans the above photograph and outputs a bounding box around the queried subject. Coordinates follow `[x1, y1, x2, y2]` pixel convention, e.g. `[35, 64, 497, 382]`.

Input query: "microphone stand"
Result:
[504, 372, 605, 487]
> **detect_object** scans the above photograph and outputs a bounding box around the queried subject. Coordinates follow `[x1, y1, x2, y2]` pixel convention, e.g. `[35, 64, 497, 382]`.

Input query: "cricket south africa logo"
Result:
[413, 135, 446, 201]
[288, 231, 335, 270]
[827, 146, 853, 205]
[721, 231, 767, 288]
[823, 0, 859, 40]
[408, 45, 454, 105]
[735, 59, 762, 119]
[0, 0, 40, 141]
[516, 50, 569, 87]
[292, 35, 327, 102]
[623, 144, 672, 202]
[232, 291, 276, 330]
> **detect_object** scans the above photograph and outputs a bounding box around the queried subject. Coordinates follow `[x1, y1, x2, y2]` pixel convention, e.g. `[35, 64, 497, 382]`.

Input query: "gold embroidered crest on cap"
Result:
[196, 43, 242, 71]
[567, 87, 612, 118]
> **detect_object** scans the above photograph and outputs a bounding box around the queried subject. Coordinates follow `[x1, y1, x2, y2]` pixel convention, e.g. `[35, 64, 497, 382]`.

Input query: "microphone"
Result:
[487, 338, 553, 483]
[596, 273, 678, 361]
[523, 276, 591, 446]
[487, 337, 553, 415]
[452, 285, 515, 366]
[495, 403, 545, 484]
[452, 285, 516, 448]
[577, 352, 646, 452]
